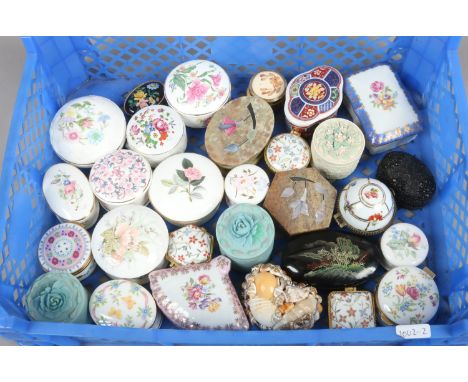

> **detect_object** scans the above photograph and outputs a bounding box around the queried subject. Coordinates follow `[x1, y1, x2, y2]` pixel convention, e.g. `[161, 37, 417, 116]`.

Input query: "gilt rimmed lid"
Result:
[248, 71, 286, 104]
[264, 133, 311, 172]
[167, 225, 214, 267]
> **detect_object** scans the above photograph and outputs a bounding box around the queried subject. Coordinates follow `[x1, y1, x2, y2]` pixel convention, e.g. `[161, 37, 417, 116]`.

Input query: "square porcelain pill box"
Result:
[345, 64, 423, 154]
[328, 288, 376, 329]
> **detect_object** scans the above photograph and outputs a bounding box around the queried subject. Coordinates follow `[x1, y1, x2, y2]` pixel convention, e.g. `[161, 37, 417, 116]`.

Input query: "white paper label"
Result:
[395, 324, 431, 339]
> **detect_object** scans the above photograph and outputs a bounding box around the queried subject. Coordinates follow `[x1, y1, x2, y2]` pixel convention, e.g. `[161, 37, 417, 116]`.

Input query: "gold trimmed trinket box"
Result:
[328, 288, 376, 329]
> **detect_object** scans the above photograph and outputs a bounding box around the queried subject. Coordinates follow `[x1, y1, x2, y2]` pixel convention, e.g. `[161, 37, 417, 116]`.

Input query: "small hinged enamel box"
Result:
[123, 80, 165, 116]
[335, 178, 396, 235]
[263, 167, 337, 236]
[264, 132, 311, 173]
[49, 95, 126, 167]
[328, 288, 376, 329]
[126, 105, 187, 167]
[224, 164, 270, 206]
[247, 71, 286, 107]
[311, 118, 365, 180]
[165, 60, 231, 128]
[166, 225, 214, 267]
[205, 96, 274, 170]
[284, 65, 343, 137]
[344, 64, 423, 154]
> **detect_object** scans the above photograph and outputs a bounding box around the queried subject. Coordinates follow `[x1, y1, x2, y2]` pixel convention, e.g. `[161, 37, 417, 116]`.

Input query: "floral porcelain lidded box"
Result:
[123, 80, 165, 116]
[328, 288, 376, 329]
[149, 153, 224, 226]
[247, 71, 286, 107]
[376, 266, 439, 325]
[344, 64, 423, 154]
[224, 164, 270, 206]
[49, 95, 126, 167]
[205, 96, 274, 170]
[311, 118, 365, 180]
[89, 280, 157, 328]
[166, 225, 214, 267]
[149, 256, 249, 330]
[165, 60, 231, 128]
[284, 65, 343, 137]
[264, 133, 311, 173]
[38, 223, 96, 281]
[89, 149, 152, 210]
[335, 178, 396, 236]
[263, 167, 337, 236]
[91, 205, 169, 283]
[42, 163, 98, 229]
[380, 223, 429, 270]
[126, 105, 187, 167]
[216, 204, 275, 271]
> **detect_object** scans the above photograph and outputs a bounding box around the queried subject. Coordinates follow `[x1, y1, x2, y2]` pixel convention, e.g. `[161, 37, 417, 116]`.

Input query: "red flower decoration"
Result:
[368, 213, 383, 222]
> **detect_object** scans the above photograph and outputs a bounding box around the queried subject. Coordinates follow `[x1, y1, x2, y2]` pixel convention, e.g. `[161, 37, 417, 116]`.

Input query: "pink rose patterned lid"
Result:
[89, 149, 152, 205]
[264, 133, 311, 173]
[49, 95, 126, 167]
[149, 256, 249, 330]
[37, 223, 93, 277]
[224, 164, 270, 205]
[165, 60, 231, 116]
[328, 289, 376, 329]
[377, 266, 439, 325]
[167, 225, 214, 267]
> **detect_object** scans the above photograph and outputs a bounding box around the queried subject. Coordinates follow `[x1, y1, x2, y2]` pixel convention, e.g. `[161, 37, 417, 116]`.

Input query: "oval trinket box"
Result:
[123, 80, 165, 116]
[165, 60, 231, 128]
[126, 105, 187, 167]
[328, 288, 376, 329]
[284, 66, 343, 137]
[38, 223, 96, 281]
[149, 153, 224, 226]
[224, 164, 269, 206]
[42, 163, 98, 229]
[242, 263, 322, 330]
[49, 95, 126, 167]
[89, 279, 157, 328]
[376, 266, 439, 325]
[247, 70, 286, 107]
[91, 205, 169, 283]
[380, 223, 429, 270]
[335, 178, 396, 235]
[166, 225, 214, 267]
[282, 231, 379, 288]
[216, 204, 275, 271]
[89, 149, 152, 210]
[311, 118, 365, 179]
[205, 96, 274, 170]
[149, 256, 249, 330]
[264, 133, 311, 173]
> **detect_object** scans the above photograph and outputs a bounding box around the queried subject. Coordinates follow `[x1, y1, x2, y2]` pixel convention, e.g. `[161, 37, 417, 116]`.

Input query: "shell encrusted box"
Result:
[263, 167, 337, 236]
[165, 60, 231, 128]
[166, 225, 214, 267]
[264, 133, 311, 173]
[123, 80, 165, 116]
[328, 288, 376, 329]
[247, 71, 286, 107]
[224, 164, 270, 206]
[205, 96, 274, 170]
[284, 65, 343, 137]
[49, 95, 126, 168]
[344, 64, 423, 154]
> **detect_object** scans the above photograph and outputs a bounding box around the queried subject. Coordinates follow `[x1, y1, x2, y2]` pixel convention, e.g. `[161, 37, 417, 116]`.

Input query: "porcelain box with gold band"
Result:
[166, 225, 214, 267]
[328, 288, 376, 329]
[264, 132, 311, 173]
[247, 71, 286, 107]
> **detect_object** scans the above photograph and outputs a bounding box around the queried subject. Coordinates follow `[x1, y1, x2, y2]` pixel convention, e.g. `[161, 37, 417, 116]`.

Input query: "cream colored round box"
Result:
[49, 95, 126, 168]
[89, 149, 152, 210]
[43, 163, 99, 229]
[165, 60, 231, 128]
[264, 133, 311, 173]
[224, 164, 270, 206]
[149, 153, 224, 226]
[311, 118, 365, 180]
[126, 105, 187, 167]
[91, 205, 169, 282]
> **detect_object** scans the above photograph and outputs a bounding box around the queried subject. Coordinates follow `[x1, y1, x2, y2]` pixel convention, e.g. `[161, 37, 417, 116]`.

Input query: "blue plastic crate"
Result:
[0, 36, 467, 345]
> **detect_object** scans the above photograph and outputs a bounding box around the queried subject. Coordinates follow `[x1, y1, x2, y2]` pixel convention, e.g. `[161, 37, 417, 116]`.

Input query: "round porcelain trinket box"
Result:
[49, 95, 126, 167]
[89, 149, 152, 210]
[311, 118, 365, 179]
[205, 96, 274, 170]
[379, 223, 429, 270]
[165, 60, 231, 128]
[149, 153, 224, 226]
[126, 105, 187, 167]
[216, 204, 275, 271]
[284, 66, 343, 137]
[166, 225, 214, 267]
[247, 71, 286, 107]
[335, 178, 396, 236]
[264, 133, 311, 173]
[376, 266, 439, 325]
[123, 80, 165, 116]
[89, 279, 157, 328]
[91, 205, 169, 282]
[42, 163, 99, 229]
[224, 164, 270, 206]
[38, 223, 96, 281]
